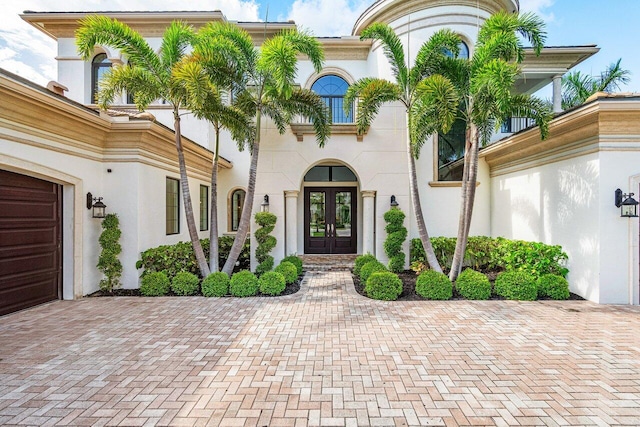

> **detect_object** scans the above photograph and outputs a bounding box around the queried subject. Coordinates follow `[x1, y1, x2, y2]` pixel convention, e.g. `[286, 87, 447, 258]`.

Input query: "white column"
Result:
[361, 190, 376, 255]
[284, 190, 299, 255]
[552, 74, 563, 113]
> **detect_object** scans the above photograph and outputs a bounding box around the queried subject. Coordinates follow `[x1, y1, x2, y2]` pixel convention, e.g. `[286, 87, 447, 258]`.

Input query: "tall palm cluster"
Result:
[562, 59, 630, 110]
[76, 17, 330, 277]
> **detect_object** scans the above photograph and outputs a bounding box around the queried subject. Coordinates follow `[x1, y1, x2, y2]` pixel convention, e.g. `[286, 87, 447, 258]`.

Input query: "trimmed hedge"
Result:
[383, 208, 407, 272]
[230, 270, 258, 297]
[360, 260, 387, 282]
[258, 271, 286, 296]
[281, 255, 303, 276]
[354, 254, 377, 277]
[171, 272, 200, 296]
[415, 270, 452, 300]
[140, 271, 170, 296]
[275, 261, 298, 284]
[255, 212, 277, 276]
[202, 272, 230, 297]
[537, 274, 570, 300]
[365, 271, 402, 301]
[455, 268, 491, 300]
[494, 271, 537, 301]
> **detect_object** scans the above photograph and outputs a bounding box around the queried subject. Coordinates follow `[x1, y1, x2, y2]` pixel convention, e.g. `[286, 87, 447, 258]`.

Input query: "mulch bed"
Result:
[353, 270, 584, 301]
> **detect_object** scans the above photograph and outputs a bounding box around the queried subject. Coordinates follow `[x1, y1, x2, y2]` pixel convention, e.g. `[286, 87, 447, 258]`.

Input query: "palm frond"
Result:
[280, 88, 331, 147]
[410, 29, 461, 85]
[258, 35, 298, 99]
[506, 94, 553, 140]
[159, 21, 196, 70]
[599, 58, 631, 92]
[280, 29, 325, 73]
[345, 77, 402, 135]
[360, 23, 408, 90]
[96, 64, 160, 110]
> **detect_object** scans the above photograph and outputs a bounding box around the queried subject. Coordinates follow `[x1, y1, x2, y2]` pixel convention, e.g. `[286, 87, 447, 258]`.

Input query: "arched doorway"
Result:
[303, 165, 358, 254]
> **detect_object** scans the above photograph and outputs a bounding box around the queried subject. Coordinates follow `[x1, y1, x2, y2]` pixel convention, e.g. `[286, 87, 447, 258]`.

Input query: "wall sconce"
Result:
[390, 195, 399, 208]
[86, 192, 107, 218]
[261, 194, 269, 212]
[614, 189, 638, 218]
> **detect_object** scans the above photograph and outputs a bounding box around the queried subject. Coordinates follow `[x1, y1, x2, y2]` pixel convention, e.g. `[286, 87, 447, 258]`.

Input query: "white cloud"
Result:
[284, 0, 371, 37]
[519, 0, 555, 22]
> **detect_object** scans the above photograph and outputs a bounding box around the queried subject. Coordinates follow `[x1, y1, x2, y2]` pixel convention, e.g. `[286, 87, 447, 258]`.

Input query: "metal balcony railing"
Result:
[501, 117, 536, 133]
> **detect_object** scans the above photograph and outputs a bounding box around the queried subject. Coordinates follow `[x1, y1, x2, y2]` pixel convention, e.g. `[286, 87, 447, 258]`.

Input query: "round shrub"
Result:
[275, 261, 298, 284]
[537, 274, 570, 300]
[281, 255, 303, 276]
[495, 271, 537, 301]
[455, 268, 491, 300]
[140, 271, 170, 296]
[354, 254, 377, 276]
[360, 261, 387, 282]
[258, 271, 286, 296]
[171, 272, 200, 296]
[230, 270, 258, 297]
[202, 272, 230, 297]
[415, 270, 452, 300]
[365, 271, 402, 301]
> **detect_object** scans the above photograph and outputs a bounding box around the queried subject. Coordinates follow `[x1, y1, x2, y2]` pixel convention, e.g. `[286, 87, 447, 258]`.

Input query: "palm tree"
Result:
[344, 24, 462, 273]
[562, 59, 631, 109]
[218, 27, 331, 276]
[173, 22, 255, 272]
[446, 11, 552, 281]
[76, 16, 212, 277]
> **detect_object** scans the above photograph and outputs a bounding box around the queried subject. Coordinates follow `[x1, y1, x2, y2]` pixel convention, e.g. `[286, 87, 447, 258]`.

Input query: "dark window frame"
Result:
[200, 185, 209, 231]
[230, 189, 245, 232]
[311, 75, 353, 124]
[91, 53, 111, 104]
[166, 177, 180, 235]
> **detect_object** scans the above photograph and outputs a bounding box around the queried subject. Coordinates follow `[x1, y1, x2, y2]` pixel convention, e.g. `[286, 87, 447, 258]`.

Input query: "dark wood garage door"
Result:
[0, 170, 62, 316]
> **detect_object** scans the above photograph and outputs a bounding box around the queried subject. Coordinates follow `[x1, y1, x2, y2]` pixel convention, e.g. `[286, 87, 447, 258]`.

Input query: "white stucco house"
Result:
[2, 0, 639, 315]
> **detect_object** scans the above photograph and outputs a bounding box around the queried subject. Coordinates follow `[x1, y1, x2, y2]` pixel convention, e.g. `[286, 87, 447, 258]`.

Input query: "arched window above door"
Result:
[91, 53, 111, 104]
[311, 75, 353, 124]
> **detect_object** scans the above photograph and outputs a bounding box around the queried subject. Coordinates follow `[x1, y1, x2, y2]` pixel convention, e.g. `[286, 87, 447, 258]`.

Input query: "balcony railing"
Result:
[322, 95, 354, 124]
[501, 117, 536, 133]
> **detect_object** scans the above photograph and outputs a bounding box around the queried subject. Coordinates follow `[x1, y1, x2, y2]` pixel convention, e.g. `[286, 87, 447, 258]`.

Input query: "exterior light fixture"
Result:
[614, 188, 638, 218]
[87, 192, 107, 218]
[390, 195, 399, 208]
[261, 194, 270, 212]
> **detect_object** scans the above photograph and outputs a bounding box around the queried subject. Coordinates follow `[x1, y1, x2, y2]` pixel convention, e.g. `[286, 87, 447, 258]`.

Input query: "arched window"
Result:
[91, 53, 111, 103]
[311, 75, 352, 123]
[229, 189, 246, 232]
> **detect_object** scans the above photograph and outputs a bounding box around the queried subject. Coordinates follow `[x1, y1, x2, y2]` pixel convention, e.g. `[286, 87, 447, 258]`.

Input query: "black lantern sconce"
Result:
[86, 192, 107, 218]
[390, 195, 399, 208]
[261, 194, 270, 212]
[615, 189, 638, 218]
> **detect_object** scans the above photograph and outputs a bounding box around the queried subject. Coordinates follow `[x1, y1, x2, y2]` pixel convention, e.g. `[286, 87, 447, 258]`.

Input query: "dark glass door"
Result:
[304, 187, 357, 254]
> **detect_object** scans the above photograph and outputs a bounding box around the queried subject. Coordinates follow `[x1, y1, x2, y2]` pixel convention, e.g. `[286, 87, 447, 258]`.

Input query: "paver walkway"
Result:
[1, 271, 640, 426]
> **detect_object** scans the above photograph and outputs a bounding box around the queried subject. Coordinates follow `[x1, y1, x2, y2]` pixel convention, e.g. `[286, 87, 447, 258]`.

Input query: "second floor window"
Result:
[311, 75, 353, 124]
[91, 53, 111, 104]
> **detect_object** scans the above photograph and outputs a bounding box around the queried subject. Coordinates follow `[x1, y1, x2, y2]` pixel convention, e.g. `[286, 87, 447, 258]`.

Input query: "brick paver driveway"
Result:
[1, 271, 640, 426]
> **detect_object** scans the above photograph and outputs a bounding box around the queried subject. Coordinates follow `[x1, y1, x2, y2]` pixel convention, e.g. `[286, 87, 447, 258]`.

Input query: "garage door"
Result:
[0, 170, 62, 316]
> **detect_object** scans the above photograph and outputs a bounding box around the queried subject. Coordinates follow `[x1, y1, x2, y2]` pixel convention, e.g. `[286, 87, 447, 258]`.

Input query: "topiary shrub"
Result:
[97, 213, 123, 292]
[354, 254, 377, 276]
[254, 212, 277, 276]
[455, 268, 491, 300]
[171, 271, 200, 296]
[140, 271, 170, 296]
[360, 260, 387, 282]
[202, 272, 230, 297]
[365, 271, 402, 301]
[415, 270, 452, 300]
[383, 208, 407, 272]
[281, 255, 303, 276]
[495, 271, 537, 301]
[230, 270, 258, 297]
[537, 274, 570, 300]
[258, 271, 286, 296]
[275, 261, 298, 284]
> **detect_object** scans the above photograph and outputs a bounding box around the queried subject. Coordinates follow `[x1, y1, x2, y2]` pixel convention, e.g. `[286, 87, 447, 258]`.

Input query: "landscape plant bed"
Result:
[88, 278, 301, 298]
[352, 271, 584, 301]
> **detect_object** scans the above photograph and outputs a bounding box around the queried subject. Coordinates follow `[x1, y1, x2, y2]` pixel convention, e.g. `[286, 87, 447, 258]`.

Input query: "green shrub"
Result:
[415, 270, 452, 300]
[202, 272, 230, 297]
[171, 271, 200, 296]
[255, 212, 277, 276]
[455, 268, 491, 300]
[275, 261, 298, 284]
[365, 272, 402, 301]
[360, 261, 387, 282]
[230, 270, 258, 297]
[383, 208, 407, 272]
[354, 254, 377, 276]
[140, 271, 170, 296]
[537, 274, 570, 300]
[495, 271, 537, 301]
[97, 213, 123, 292]
[258, 271, 286, 296]
[281, 255, 303, 276]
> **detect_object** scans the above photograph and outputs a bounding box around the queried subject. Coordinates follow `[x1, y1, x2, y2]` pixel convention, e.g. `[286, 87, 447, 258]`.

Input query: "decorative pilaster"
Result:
[552, 74, 563, 113]
[361, 190, 376, 255]
[284, 190, 299, 255]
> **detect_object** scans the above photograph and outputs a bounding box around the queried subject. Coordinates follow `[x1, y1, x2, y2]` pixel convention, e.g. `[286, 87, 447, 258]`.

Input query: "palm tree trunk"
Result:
[222, 112, 261, 276]
[209, 125, 221, 273]
[174, 111, 211, 277]
[406, 120, 442, 273]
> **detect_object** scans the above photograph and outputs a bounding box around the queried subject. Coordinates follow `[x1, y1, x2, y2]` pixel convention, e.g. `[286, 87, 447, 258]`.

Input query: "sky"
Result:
[1, 0, 639, 97]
